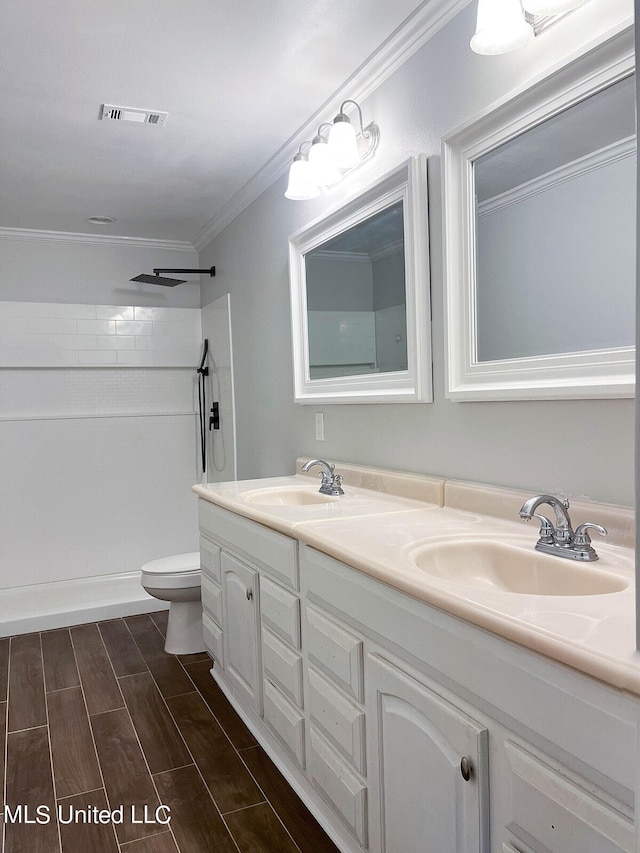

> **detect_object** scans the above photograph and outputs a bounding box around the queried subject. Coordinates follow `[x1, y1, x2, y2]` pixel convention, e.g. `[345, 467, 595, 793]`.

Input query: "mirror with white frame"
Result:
[443, 32, 635, 401]
[288, 156, 432, 404]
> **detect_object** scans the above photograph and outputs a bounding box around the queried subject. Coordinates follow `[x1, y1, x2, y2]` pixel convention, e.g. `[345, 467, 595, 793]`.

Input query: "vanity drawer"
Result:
[308, 666, 365, 773]
[262, 628, 303, 708]
[306, 605, 363, 702]
[261, 576, 301, 649]
[201, 574, 222, 625]
[200, 535, 221, 583]
[308, 725, 367, 846]
[263, 678, 305, 768]
[202, 611, 223, 666]
[504, 740, 634, 853]
[198, 500, 298, 589]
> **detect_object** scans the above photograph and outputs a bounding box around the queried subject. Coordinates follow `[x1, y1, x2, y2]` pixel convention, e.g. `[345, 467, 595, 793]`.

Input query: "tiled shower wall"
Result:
[0, 302, 204, 592]
[0, 301, 202, 366]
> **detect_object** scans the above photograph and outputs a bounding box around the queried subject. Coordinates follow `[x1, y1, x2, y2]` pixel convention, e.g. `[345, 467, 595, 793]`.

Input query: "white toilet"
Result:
[140, 552, 206, 655]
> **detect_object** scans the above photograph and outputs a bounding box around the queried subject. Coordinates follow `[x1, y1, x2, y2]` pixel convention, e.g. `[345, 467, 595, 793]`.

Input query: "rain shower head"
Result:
[130, 273, 185, 286]
[130, 266, 216, 286]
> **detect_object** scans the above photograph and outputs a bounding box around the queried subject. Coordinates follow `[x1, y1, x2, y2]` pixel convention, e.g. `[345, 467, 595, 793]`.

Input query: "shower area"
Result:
[0, 239, 236, 636]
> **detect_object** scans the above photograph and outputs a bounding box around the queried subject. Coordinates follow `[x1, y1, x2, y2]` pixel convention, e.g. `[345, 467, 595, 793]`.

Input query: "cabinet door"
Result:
[221, 551, 262, 714]
[367, 655, 489, 853]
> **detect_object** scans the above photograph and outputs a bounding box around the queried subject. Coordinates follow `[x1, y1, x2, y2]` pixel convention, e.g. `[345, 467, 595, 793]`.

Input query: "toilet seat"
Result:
[141, 552, 201, 590]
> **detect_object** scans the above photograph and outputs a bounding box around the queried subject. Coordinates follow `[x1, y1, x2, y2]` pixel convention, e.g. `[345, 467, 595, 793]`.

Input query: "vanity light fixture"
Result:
[471, 0, 533, 55]
[284, 99, 379, 201]
[470, 0, 592, 55]
[285, 146, 321, 200]
[308, 124, 342, 186]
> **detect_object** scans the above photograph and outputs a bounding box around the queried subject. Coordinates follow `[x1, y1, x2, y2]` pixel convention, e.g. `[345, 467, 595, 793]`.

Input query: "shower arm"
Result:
[153, 267, 215, 276]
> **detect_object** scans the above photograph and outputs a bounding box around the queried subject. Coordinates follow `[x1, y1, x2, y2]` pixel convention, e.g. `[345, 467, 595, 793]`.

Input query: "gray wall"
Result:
[476, 154, 635, 360]
[306, 256, 373, 311]
[373, 250, 405, 311]
[1, 237, 200, 308]
[200, 5, 634, 506]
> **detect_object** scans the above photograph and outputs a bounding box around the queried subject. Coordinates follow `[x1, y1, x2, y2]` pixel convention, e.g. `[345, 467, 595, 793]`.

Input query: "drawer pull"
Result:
[246, 587, 254, 601]
[460, 756, 473, 781]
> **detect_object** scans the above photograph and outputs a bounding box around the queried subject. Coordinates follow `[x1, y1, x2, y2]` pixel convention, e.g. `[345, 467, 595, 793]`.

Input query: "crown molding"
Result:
[312, 250, 371, 263]
[477, 136, 635, 217]
[0, 226, 196, 253]
[193, 0, 472, 251]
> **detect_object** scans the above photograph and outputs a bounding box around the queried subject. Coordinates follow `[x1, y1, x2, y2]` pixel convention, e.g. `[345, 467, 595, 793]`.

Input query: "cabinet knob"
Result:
[460, 756, 473, 781]
[246, 587, 253, 601]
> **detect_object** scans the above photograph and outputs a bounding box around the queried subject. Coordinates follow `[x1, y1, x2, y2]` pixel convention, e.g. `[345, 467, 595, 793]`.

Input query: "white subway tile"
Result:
[135, 335, 197, 352]
[134, 306, 199, 322]
[0, 317, 78, 335]
[0, 333, 59, 350]
[152, 320, 201, 337]
[98, 335, 136, 350]
[0, 350, 80, 366]
[96, 305, 135, 320]
[76, 319, 115, 335]
[55, 304, 97, 320]
[116, 350, 154, 365]
[57, 335, 98, 350]
[115, 320, 153, 336]
[78, 350, 117, 365]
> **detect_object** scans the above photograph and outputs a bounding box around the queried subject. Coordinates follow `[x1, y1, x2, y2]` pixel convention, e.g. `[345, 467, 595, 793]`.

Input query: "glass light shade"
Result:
[470, 0, 534, 55]
[308, 137, 341, 186]
[328, 116, 360, 169]
[521, 0, 589, 14]
[285, 154, 320, 200]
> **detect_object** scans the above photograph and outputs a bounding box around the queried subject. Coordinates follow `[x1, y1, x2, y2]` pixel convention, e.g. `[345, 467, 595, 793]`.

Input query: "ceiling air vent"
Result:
[100, 104, 168, 126]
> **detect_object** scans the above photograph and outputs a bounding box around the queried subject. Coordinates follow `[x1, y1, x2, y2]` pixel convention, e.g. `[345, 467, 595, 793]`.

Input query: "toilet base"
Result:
[165, 600, 206, 655]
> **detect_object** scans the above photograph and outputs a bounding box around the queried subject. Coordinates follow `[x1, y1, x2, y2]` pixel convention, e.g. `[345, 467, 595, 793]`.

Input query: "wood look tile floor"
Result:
[0, 612, 340, 853]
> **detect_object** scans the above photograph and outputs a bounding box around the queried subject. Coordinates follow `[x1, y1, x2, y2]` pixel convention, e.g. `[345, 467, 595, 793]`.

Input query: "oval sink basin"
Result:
[410, 539, 627, 596]
[243, 487, 336, 506]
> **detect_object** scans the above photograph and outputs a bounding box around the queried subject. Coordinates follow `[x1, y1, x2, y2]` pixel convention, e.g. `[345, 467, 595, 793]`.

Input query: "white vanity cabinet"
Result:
[302, 547, 490, 852]
[366, 653, 489, 853]
[198, 499, 306, 765]
[197, 498, 636, 853]
[199, 532, 224, 665]
[300, 544, 637, 853]
[220, 550, 262, 713]
[303, 604, 368, 845]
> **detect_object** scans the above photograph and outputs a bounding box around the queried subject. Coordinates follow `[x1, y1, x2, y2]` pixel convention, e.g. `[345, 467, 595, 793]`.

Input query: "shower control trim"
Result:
[209, 403, 220, 430]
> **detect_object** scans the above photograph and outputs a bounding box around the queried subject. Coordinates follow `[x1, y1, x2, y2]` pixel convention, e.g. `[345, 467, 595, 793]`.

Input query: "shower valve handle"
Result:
[209, 402, 220, 431]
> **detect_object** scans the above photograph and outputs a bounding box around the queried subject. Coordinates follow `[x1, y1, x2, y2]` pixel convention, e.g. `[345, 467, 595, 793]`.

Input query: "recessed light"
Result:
[86, 216, 117, 225]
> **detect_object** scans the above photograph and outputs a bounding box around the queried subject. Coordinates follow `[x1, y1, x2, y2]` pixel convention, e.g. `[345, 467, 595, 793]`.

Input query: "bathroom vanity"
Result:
[193, 461, 637, 853]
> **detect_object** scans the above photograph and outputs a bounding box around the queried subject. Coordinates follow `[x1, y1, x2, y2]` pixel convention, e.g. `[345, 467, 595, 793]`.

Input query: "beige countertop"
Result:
[193, 461, 639, 696]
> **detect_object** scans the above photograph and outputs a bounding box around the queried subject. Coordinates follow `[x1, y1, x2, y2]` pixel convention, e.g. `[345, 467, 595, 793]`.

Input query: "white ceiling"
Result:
[0, 0, 429, 246]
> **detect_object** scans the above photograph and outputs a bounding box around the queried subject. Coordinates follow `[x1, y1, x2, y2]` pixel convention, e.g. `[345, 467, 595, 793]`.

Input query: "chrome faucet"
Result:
[302, 459, 344, 496]
[519, 494, 606, 561]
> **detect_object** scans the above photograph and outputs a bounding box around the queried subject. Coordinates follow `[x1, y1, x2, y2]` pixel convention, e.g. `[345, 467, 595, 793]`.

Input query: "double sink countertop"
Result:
[192, 460, 638, 696]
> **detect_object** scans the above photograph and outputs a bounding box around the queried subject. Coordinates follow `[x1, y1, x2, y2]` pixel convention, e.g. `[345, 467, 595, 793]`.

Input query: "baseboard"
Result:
[0, 571, 169, 637]
[209, 665, 362, 853]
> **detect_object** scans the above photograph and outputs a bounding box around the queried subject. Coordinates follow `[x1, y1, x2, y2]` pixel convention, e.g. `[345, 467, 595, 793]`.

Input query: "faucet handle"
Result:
[320, 464, 335, 483]
[573, 522, 607, 547]
[532, 513, 554, 544]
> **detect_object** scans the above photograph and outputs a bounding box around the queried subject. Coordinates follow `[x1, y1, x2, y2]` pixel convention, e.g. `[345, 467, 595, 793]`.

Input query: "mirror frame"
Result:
[288, 156, 432, 404]
[443, 30, 635, 402]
